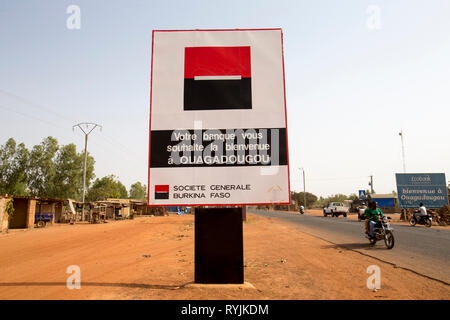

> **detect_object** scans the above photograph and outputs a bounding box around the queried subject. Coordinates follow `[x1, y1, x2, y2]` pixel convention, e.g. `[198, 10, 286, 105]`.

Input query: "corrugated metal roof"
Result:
[371, 194, 397, 199]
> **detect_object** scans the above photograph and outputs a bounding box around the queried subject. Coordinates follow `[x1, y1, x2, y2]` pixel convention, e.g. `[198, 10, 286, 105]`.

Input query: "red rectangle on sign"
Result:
[184, 46, 251, 79]
[155, 185, 169, 193]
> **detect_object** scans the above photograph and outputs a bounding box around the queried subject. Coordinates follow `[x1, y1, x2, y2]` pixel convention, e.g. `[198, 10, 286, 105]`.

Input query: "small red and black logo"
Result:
[155, 185, 169, 199]
[184, 46, 252, 111]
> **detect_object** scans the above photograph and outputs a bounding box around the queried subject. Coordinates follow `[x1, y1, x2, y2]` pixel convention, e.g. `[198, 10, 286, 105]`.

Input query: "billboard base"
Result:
[195, 207, 243, 284]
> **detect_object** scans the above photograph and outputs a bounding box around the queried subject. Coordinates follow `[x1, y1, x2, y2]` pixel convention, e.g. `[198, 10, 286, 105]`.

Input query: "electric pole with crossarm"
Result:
[73, 122, 102, 221]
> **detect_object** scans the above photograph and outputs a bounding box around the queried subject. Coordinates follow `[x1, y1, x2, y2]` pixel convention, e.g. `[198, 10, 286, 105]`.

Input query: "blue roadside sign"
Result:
[396, 173, 449, 208]
[359, 190, 366, 200]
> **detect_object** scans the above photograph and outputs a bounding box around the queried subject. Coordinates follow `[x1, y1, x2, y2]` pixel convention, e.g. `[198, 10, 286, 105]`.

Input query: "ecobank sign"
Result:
[396, 173, 448, 208]
[148, 29, 290, 206]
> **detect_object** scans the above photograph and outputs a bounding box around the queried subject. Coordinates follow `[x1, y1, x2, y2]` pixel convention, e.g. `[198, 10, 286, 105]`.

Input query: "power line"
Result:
[0, 104, 121, 159]
[0, 89, 73, 122]
[0, 90, 143, 164]
[0, 104, 64, 129]
[1, 93, 147, 193]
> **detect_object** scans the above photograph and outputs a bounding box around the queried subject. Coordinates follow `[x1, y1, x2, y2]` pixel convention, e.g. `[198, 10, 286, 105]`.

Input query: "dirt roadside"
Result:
[0, 214, 448, 300]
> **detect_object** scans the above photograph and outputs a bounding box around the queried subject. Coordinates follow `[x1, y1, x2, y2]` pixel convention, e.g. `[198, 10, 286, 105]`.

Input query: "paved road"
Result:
[250, 209, 450, 284]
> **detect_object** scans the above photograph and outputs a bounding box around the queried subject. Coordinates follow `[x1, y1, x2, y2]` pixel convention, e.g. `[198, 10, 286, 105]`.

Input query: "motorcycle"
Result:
[299, 207, 304, 215]
[409, 214, 432, 228]
[367, 216, 395, 249]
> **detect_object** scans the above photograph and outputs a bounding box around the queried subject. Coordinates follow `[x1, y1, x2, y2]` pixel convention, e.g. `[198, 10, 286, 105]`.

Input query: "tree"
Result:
[316, 193, 353, 207]
[51, 144, 95, 200]
[129, 182, 147, 200]
[87, 175, 128, 201]
[27, 137, 59, 197]
[290, 191, 318, 208]
[5, 198, 14, 233]
[348, 193, 359, 201]
[327, 194, 348, 203]
[0, 137, 96, 200]
[0, 138, 29, 196]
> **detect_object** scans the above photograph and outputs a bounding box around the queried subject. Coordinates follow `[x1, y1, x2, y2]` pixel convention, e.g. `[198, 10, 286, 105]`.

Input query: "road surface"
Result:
[250, 209, 450, 284]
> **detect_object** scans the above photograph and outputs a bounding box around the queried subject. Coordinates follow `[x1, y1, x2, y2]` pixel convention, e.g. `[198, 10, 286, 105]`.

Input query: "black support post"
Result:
[195, 207, 244, 284]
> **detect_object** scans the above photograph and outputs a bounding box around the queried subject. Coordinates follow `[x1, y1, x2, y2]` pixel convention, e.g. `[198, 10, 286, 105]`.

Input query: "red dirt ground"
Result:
[0, 214, 448, 300]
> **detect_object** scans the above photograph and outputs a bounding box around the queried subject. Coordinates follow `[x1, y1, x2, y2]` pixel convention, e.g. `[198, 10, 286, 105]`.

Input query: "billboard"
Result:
[396, 173, 449, 208]
[148, 29, 290, 206]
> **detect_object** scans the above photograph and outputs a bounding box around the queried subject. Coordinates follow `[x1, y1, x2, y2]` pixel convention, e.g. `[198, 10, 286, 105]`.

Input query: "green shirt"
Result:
[364, 208, 384, 222]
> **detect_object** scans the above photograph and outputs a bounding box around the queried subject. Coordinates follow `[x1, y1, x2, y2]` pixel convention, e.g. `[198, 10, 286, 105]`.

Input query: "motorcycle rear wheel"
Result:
[425, 219, 432, 228]
[384, 230, 395, 249]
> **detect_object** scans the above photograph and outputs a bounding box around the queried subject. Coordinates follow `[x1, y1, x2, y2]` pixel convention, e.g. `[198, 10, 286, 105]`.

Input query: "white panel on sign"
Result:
[148, 29, 290, 206]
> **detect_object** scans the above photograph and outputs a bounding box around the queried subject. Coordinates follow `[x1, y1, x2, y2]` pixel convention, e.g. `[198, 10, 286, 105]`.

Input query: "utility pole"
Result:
[73, 123, 102, 221]
[369, 175, 374, 194]
[300, 168, 306, 208]
[399, 130, 406, 173]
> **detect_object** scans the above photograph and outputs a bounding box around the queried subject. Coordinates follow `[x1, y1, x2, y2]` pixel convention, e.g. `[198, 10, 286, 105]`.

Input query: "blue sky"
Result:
[1, 0, 449, 197]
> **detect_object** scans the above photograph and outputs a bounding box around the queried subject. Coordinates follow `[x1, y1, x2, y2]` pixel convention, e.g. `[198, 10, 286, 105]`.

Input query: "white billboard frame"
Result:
[148, 29, 291, 207]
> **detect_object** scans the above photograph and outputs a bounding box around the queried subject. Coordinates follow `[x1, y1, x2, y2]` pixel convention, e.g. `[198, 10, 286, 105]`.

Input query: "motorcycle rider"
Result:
[415, 203, 427, 221]
[365, 201, 385, 240]
[299, 205, 305, 214]
[363, 201, 373, 234]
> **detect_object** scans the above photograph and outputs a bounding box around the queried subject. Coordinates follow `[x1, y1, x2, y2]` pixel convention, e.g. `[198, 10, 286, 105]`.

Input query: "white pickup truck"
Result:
[323, 202, 349, 217]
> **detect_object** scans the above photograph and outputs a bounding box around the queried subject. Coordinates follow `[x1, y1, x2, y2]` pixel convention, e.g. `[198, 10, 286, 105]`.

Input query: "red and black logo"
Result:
[184, 46, 252, 111]
[155, 185, 169, 199]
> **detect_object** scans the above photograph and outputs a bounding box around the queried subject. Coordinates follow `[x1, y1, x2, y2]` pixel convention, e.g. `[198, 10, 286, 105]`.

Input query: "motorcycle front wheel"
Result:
[409, 218, 416, 226]
[384, 230, 395, 249]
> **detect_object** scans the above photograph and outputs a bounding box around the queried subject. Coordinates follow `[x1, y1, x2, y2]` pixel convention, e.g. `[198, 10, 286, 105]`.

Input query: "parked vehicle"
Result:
[323, 202, 349, 217]
[35, 213, 54, 228]
[409, 212, 432, 227]
[366, 216, 395, 249]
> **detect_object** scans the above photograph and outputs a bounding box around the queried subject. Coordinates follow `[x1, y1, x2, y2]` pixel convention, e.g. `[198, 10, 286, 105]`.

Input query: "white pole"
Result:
[399, 130, 406, 173]
[73, 123, 102, 222]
